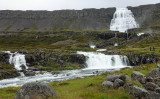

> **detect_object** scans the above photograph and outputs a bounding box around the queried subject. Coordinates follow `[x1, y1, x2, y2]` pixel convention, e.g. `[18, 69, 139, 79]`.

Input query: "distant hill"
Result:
[0, 3, 159, 32]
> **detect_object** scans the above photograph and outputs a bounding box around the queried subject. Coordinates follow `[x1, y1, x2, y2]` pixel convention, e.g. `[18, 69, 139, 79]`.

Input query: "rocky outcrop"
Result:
[15, 82, 57, 99]
[0, 70, 20, 79]
[25, 51, 86, 69]
[127, 53, 159, 66]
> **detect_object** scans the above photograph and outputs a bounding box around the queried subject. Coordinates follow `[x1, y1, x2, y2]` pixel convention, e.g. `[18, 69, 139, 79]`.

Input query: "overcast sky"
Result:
[0, 0, 159, 11]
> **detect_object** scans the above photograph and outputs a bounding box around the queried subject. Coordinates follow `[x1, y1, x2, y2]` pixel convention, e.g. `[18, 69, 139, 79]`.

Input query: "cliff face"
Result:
[0, 8, 116, 32]
[0, 3, 160, 32]
[128, 3, 160, 28]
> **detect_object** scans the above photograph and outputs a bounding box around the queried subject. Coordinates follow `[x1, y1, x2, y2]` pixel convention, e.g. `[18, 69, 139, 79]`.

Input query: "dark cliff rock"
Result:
[25, 50, 86, 69]
[0, 70, 20, 79]
[128, 3, 160, 28]
[127, 53, 159, 66]
[0, 8, 116, 32]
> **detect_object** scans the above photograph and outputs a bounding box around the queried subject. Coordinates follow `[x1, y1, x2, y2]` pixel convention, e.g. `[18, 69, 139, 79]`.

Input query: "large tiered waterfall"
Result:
[110, 8, 139, 32]
[5, 51, 28, 70]
[77, 51, 129, 69]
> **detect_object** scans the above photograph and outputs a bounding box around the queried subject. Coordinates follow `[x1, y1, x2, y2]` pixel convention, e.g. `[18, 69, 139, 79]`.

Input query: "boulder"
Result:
[147, 68, 160, 79]
[113, 79, 125, 88]
[155, 78, 160, 87]
[144, 82, 159, 91]
[106, 74, 128, 82]
[15, 82, 57, 99]
[102, 81, 113, 88]
[156, 88, 160, 93]
[24, 71, 35, 76]
[128, 86, 150, 99]
[131, 71, 146, 84]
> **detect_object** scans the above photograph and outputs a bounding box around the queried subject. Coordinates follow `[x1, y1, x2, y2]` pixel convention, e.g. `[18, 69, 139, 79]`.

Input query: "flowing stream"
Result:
[0, 51, 130, 88]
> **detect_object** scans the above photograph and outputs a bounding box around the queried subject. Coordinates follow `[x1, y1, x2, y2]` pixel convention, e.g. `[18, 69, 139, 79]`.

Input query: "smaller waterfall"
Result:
[110, 8, 139, 32]
[4, 51, 28, 70]
[89, 44, 96, 49]
[77, 51, 130, 69]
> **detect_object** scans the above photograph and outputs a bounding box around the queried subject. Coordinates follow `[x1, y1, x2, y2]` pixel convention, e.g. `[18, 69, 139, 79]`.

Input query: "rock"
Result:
[102, 81, 113, 88]
[106, 74, 128, 82]
[28, 67, 44, 71]
[113, 79, 125, 88]
[20, 65, 26, 71]
[144, 82, 159, 91]
[0, 71, 20, 80]
[127, 53, 159, 66]
[145, 77, 154, 83]
[155, 78, 160, 87]
[156, 88, 160, 93]
[51, 71, 60, 75]
[131, 71, 146, 84]
[15, 82, 57, 99]
[147, 68, 160, 79]
[24, 71, 35, 76]
[128, 86, 150, 99]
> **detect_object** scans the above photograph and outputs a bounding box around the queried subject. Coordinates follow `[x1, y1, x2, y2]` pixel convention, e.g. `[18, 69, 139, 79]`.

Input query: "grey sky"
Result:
[0, 0, 159, 11]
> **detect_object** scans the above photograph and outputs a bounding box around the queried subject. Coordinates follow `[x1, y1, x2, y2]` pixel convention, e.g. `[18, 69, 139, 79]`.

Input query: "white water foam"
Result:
[4, 51, 28, 70]
[77, 51, 130, 69]
[110, 8, 139, 32]
[89, 44, 96, 49]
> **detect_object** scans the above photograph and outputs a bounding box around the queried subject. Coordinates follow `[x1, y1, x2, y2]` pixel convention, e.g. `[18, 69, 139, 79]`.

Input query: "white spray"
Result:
[77, 51, 130, 69]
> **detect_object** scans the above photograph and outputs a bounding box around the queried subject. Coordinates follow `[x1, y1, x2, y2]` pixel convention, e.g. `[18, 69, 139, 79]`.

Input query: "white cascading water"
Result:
[89, 44, 96, 49]
[110, 8, 139, 32]
[77, 51, 129, 69]
[4, 51, 28, 70]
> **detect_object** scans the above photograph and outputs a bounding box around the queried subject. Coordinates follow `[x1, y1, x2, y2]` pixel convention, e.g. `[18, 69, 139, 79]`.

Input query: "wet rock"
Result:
[20, 65, 26, 71]
[51, 71, 60, 75]
[113, 79, 125, 88]
[128, 86, 150, 99]
[15, 82, 57, 99]
[24, 71, 35, 76]
[144, 82, 159, 91]
[28, 67, 44, 71]
[102, 81, 113, 88]
[131, 71, 146, 84]
[147, 68, 160, 79]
